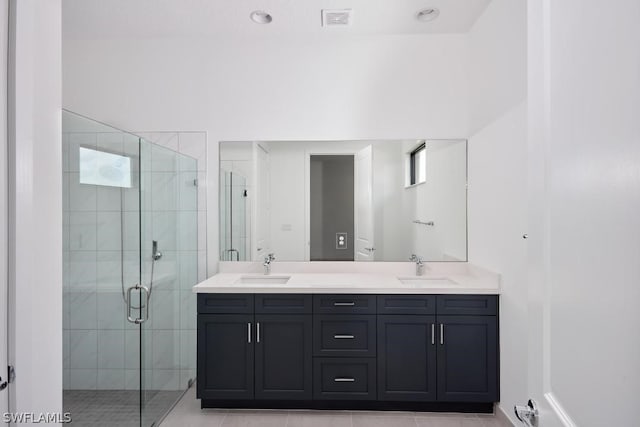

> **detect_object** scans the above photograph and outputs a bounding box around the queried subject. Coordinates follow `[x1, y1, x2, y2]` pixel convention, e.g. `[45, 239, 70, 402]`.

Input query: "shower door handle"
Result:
[126, 284, 150, 324]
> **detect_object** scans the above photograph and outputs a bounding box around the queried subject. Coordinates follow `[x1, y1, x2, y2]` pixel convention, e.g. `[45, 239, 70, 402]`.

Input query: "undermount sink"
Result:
[397, 277, 457, 286]
[236, 275, 291, 285]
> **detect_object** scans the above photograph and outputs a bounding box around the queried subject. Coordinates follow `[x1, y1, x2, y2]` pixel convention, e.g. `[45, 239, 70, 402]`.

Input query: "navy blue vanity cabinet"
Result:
[197, 294, 313, 402]
[197, 313, 255, 400]
[376, 295, 437, 401]
[377, 314, 438, 401]
[312, 295, 377, 400]
[254, 314, 313, 400]
[435, 295, 499, 402]
[197, 294, 254, 400]
[198, 292, 499, 410]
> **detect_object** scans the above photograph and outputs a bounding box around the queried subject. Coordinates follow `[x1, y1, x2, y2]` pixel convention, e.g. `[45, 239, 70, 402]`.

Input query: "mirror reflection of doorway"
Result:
[309, 155, 354, 261]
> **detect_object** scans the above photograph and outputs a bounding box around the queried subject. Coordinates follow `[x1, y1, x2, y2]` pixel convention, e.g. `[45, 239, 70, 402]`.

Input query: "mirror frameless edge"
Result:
[219, 139, 467, 263]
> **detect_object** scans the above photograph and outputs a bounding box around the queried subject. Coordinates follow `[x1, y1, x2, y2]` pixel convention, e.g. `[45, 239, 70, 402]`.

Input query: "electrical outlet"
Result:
[336, 232, 348, 250]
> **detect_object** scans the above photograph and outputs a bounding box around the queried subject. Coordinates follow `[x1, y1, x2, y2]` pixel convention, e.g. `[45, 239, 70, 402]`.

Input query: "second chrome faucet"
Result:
[409, 254, 425, 276]
[263, 253, 276, 275]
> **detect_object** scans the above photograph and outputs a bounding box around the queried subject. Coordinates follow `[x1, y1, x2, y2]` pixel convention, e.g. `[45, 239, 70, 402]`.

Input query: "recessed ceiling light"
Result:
[416, 8, 440, 22]
[250, 10, 272, 24]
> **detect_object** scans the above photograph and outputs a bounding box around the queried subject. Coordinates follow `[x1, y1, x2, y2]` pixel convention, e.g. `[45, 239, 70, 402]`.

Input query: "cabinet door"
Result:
[436, 316, 498, 402]
[377, 315, 437, 401]
[254, 314, 312, 400]
[197, 314, 254, 400]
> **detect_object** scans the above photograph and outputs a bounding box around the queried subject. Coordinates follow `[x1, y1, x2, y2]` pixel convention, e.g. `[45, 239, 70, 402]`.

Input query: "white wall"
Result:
[0, 0, 8, 417]
[466, 0, 527, 424]
[61, 34, 470, 273]
[539, 0, 640, 425]
[8, 0, 63, 419]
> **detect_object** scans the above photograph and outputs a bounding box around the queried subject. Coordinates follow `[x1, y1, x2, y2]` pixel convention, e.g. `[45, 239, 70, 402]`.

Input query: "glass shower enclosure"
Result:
[62, 111, 198, 426]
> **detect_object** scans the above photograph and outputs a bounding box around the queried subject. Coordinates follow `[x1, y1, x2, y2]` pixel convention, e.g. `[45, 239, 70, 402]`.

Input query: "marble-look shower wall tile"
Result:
[150, 290, 180, 330]
[197, 171, 206, 212]
[97, 369, 126, 390]
[69, 211, 97, 251]
[151, 172, 178, 211]
[151, 144, 177, 172]
[151, 330, 180, 370]
[68, 251, 96, 292]
[69, 330, 98, 369]
[69, 173, 97, 211]
[150, 132, 179, 151]
[98, 330, 125, 369]
[69, 369, 97, 390]
[197, 211, 207, 252]
[178, 171, 197, 211]
[97, 185, 122, 212]
[178, 133, 207, 172]
[97, 132, 124, 153]
[69, 292, 98, 330]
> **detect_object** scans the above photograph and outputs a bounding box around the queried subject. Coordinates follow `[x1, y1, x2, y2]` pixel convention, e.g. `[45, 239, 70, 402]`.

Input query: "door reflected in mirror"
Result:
[219, 140, 467, 262]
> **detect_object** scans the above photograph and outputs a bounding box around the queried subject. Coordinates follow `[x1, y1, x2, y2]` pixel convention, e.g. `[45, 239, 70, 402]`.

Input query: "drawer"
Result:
[255, 294, 312, 314]
[314, 315, 376, 357]
[313, 358, 376, 400]
[313, 295, 376, 314]
[377, 295, 435, 315]
[197, 294, 254, 314]
[436, 295, 498, 316]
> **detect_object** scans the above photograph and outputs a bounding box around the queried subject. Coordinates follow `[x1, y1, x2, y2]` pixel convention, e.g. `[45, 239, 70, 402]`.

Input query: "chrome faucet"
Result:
[263, 253, 276, 275]
[409, 254, 425, 276]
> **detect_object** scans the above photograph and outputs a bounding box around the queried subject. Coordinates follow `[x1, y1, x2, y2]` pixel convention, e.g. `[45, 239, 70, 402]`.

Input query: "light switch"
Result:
[336, 233, 348, 250]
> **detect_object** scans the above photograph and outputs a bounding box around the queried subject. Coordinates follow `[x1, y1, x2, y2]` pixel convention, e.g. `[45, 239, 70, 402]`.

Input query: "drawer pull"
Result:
[247, 323, 251, 344]
[334, 334, 355, 339]
[334, 377, 355, 383]
[431, 324, 435, 345]
[334, 302, 355, 306]
[440, 323, 444, 345]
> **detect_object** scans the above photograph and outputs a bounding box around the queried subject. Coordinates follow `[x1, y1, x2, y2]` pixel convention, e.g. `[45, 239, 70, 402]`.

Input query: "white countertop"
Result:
[193, 262, 500, 295]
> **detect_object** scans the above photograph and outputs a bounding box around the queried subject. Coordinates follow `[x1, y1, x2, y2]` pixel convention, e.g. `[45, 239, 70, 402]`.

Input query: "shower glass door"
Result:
[62, 111, 198, 427]
[139, 139, 198, 426]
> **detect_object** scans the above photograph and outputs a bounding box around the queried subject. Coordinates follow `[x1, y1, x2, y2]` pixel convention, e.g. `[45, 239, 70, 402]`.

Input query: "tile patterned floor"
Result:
[64, 389, 182, 427]
[160, 388, 513, 427]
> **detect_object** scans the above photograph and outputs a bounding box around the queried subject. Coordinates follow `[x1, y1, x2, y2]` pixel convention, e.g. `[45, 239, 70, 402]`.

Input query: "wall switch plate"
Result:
[336, 232, 348, 250]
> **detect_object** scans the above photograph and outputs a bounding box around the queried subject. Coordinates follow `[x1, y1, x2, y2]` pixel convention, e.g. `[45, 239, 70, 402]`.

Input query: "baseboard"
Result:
[202, 399, 494, 413]
[496, 403, 516, 426]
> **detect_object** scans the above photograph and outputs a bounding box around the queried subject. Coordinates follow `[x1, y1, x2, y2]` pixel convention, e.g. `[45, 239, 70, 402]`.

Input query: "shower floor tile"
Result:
[64, 389, 182, 427]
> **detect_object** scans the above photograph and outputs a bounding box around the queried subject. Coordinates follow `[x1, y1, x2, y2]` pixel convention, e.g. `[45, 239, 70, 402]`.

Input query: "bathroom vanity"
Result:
[194, 263, 500, 413]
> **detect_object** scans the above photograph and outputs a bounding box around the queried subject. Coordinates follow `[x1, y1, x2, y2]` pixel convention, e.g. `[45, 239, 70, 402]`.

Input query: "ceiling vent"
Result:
[322, 9, 352, 27]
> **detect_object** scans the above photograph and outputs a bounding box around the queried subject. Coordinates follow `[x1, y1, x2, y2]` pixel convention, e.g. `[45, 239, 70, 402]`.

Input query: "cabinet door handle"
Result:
[334, 334, 355, 339]
[257, 322, 261, 343]
[440, 323, 444, 345]
[334, 377, 355, 382]
[431, 324, 435, 345]
[247, 323, 251, 344]
[334, 302, 355, 306]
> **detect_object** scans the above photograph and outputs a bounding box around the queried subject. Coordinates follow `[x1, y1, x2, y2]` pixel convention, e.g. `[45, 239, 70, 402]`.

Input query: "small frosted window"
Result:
[409, 142, 426, 185]
[79, 147, 132, 188]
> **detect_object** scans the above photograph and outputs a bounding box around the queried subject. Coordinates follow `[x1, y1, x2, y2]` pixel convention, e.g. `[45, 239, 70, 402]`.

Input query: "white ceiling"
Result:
[62, 0, 492, 39]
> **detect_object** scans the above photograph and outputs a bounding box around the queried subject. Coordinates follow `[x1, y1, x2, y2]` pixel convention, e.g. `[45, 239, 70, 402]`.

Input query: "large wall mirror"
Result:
[219, 140, 467, 262]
